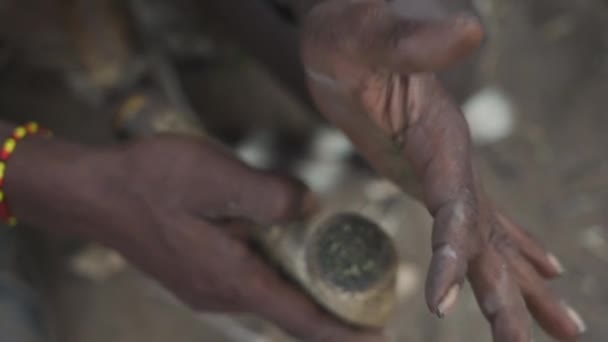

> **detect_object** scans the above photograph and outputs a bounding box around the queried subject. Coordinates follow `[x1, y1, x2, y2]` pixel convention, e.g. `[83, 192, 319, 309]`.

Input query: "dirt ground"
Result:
[0, 0, 607, 341]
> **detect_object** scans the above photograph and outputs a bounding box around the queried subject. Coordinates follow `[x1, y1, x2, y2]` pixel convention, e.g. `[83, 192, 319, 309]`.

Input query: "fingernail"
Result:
[547, 253, 565, 274]
[563, 303, 586, 334]
[437, 284, 460, 317]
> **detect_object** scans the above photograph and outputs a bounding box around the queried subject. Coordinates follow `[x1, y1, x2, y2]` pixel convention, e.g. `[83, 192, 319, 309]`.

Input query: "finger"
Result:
[236, 248, 385, 342]
[496, 212, 564, 278]
[505, 251, 585, 340]
[366, 13, 485, 73]
[215, 219, 258, 240]
[303, 1, 483, 73]
[179, 219, 382, 342]
[187, 138, 318, 225]
[468, 250, 532, 342]
[236, 172, 318, 224]
[425, 200, 477, 317]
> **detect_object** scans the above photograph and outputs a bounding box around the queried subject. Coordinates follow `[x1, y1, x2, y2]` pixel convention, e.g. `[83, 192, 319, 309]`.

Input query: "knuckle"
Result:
[488, 224, 516, 253]
[259, 174, 307, 223]
[302, 0, 379, 63]
[432, 197, 478, 246]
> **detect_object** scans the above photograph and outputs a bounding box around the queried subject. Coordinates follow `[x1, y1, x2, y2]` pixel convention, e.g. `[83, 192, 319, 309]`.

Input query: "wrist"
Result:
[3, 132, 128, 242]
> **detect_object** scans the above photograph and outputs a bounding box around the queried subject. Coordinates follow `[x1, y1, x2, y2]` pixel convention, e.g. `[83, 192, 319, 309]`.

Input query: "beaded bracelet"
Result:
[0, 122, 51, 227]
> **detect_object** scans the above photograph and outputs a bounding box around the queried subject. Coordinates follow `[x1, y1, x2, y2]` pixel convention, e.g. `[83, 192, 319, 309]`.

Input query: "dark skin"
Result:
[301, 0, 584, 341]
[0, 0, 583, 341]
[3, 132, 380, 342]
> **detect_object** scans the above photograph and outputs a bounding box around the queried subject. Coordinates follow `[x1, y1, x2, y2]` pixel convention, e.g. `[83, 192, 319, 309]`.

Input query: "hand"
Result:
[6, 134, 382, 342]
[301, 0, 584, 340]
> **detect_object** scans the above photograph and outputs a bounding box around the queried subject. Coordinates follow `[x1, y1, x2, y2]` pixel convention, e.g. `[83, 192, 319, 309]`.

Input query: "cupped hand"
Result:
[301, 0, 584, 340]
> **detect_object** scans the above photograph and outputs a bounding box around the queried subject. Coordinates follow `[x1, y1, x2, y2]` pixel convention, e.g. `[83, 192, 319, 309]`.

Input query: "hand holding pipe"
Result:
[112, 90, 398, 328]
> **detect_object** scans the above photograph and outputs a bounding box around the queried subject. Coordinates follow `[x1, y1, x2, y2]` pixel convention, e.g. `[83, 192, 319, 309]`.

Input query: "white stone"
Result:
[396, 263, 421, 300]
[310, 126, 354, 161]
[235, 130, 275, 168]
[294, 160, 348, 193]
[463, 86, 515, 145]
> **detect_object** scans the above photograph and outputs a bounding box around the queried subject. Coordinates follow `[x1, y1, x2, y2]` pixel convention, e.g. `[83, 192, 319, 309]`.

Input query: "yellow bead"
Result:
[8, 216, 17, 227]
[0, 162, 5, 177]
[3, 138, 15, 154]
[119, 95, 146, 118]
[13, 127, 26, 139]
[26, 122, 38, 133]
[0, 191, 4, 202]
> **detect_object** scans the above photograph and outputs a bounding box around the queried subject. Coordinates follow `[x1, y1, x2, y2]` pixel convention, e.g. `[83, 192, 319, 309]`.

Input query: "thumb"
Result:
[240, 247, 385, 342]
[366, 13, 484, 73]
[229, 171, 318, 226]
[303, 1, 484, 74]
[182, 137, 318, 226]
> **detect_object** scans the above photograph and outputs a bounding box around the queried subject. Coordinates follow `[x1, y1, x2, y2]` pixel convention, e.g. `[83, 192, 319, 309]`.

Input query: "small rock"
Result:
[294, 160, 348, 193]
[310, 126, 354, 161]
[463, 86, 515, 146]
[363, 180, 402, 202]
[69, 244, 127, 281]
[579, 225, 608, 262]
[235, 130, 276, 168]
[396, 263, 421, 300]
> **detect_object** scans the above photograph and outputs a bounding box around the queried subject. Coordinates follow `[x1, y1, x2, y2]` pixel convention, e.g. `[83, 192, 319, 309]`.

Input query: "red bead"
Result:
[0, 203, 9, 220]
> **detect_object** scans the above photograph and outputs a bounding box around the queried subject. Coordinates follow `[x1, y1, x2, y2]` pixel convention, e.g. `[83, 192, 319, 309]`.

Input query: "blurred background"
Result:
[0, 0, 606, 341]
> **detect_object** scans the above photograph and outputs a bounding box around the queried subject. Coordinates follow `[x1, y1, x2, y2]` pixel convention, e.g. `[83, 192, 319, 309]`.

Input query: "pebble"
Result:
[579, 225, 608, 262]
[396, 263, 421, 300]
[69, 244, 127, 281]
[463, 86, 515, 146]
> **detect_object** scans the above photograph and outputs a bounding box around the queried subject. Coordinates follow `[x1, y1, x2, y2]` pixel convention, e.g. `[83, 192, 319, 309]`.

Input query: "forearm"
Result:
[1, 122, 126, 243]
